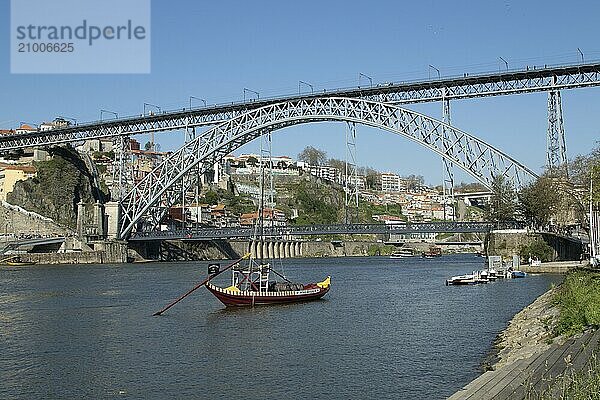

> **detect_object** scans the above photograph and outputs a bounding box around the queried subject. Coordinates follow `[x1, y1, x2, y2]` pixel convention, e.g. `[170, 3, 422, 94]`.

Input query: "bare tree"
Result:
[298, 146, 327, 166]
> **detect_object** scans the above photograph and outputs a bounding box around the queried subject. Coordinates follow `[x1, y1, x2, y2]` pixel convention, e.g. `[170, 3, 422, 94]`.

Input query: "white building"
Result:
[380, 173, 406, 193]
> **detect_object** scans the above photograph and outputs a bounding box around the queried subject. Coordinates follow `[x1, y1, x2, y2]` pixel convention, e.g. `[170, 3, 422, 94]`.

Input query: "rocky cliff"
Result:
[7, 146, 104, 228]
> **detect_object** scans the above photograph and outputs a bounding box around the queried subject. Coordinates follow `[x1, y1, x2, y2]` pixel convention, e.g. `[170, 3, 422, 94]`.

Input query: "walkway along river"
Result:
[0, 255, 562, 399]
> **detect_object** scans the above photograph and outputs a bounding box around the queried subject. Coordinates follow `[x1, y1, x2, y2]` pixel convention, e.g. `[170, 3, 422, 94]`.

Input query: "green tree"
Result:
[327, 158, 346, 172]
[519, 239, 555, 262]
[298, 146, 327, 166]
[485, 175, 518, 222]
[202, 190, 219, 205]
[518, 174, 561, 227]
[246, 156, 258, 167]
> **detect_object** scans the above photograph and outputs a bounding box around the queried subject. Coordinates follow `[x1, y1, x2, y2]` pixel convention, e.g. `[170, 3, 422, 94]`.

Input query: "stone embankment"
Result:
[520, 260, 582, 274]
[490, 261, 591, 368]
[0, 202, 71, 238]
[491, 287, 567, 370]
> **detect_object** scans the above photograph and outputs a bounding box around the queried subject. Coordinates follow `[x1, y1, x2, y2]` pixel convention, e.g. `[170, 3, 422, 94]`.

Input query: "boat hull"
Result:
[206, 283, 330, 307]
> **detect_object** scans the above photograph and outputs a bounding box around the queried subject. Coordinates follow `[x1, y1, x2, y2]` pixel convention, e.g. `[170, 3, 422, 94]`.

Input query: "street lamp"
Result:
[298, 80, 314, 95]
[243, 88, 259, 101]
[99, 110, 118, 121]
[577, 48, 584, 63]
[189, 96, 207, 109]
[358, 72, 373, 87]
[143, 102, 162, 115]
[499, 57, 509, 72]
[429, 65, 440, 80]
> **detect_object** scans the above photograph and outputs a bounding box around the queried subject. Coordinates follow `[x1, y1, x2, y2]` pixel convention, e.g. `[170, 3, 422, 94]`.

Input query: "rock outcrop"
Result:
[7, 146, 103, 228]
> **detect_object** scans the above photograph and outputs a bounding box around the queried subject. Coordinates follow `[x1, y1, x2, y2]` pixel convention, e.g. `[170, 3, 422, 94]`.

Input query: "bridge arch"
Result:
[119, 97, 536, 238]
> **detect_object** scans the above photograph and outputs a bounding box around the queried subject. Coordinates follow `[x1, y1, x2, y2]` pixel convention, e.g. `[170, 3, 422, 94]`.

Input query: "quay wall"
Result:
[486, 231, 583, 261]
[15, 240, 128, 265]
[520, 260, 583, 274]
[0, 203, 71, 238]
[129, 239, 375, 261]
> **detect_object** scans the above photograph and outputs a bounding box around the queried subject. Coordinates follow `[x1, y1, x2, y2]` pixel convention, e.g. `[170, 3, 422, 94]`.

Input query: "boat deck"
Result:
[449, 328, 600, 399]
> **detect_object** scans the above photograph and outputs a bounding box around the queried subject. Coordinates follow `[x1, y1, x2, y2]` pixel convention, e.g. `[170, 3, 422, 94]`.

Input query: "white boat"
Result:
[446, 274, 477, 285]
[390, 248, 416, 259]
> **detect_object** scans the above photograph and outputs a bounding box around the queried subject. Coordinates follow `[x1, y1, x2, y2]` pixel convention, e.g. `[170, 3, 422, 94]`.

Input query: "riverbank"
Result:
[454, 267, 600, 399]
[486, 285, 567, 370]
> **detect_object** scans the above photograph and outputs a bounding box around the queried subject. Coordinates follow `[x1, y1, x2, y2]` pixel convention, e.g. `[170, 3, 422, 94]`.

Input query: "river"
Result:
[0, 254, 562, 399]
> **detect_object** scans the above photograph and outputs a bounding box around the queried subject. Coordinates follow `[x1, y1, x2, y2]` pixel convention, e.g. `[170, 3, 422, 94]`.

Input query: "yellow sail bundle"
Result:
[317, 276, 331, 289]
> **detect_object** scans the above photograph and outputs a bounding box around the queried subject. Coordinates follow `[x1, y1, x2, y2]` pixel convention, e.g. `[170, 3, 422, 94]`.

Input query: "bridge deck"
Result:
[1, 62, 600, 151]
[449, 328, 600, 399]
[128, 222, 516, 241]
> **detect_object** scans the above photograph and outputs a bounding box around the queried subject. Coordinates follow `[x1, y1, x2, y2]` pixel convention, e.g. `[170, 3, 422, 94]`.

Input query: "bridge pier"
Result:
[283, 242, 291, 258]
[290, 242, 297, 258]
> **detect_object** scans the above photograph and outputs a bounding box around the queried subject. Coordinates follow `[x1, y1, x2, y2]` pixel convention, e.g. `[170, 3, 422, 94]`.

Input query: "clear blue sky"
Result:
[2, 0, 600, 185]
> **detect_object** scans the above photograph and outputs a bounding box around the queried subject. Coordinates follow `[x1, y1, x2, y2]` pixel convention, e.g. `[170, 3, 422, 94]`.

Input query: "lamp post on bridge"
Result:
[243, 88, 260, 101]
[143, 102, 161, 115]
[499, 57, 509, 72]
[577, 48, 584, 63]
[189, 96, 206, 109]
[428, 64, 440, 80]
[100, 109, 118, 121]
[298, 80, 313, 95]
[358, 72, 373, 87]
[143, 103, 162, 152]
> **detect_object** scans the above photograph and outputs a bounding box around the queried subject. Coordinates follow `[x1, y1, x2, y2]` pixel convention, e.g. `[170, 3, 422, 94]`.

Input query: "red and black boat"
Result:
[204, 256, 330, 307]
[206, 275, 330, 307]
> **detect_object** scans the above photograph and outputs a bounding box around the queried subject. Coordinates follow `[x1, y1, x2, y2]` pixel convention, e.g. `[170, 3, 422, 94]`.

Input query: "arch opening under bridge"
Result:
[118, 97, 537, 238]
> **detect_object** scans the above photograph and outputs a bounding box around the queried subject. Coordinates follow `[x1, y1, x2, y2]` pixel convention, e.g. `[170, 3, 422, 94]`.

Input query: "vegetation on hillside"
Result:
[553, 270, 600, 337]
[359, 202, 404, 222]
[526, 269, 600, 399]
[289, 180, 341, 224]
[200, 189, 255, 216]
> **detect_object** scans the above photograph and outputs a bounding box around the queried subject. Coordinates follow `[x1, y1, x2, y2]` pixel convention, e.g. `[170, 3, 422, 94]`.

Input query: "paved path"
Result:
[449, 329, 600, 399]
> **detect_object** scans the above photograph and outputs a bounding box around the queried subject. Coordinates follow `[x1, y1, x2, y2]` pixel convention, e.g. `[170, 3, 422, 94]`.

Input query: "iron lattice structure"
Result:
[344, 122, 359, 223]
[547, 90, 568, 169]
[1, 63, 600, 151]
[118, 97, 537, 238]
[441, 96, 455, 220]
[129, 222, 522, 241]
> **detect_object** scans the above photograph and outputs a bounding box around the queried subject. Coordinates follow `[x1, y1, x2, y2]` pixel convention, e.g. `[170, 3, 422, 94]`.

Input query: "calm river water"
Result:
[1, 255, 562, 399]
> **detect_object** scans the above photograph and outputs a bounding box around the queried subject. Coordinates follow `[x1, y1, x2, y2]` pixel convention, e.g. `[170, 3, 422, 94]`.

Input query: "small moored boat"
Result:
[446, 274, 477, 285]
[422, 246, 442, 258]
[511, 270, 527, 278]
[2, 256, 36, 266]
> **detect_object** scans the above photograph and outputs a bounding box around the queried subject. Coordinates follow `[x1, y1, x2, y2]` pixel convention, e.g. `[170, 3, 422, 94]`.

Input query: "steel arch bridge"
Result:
[118, 97, 536, 238]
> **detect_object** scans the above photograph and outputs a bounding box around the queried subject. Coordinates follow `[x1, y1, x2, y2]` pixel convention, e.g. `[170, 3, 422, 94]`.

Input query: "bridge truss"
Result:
[0, 63, 599, 152]
[129, 222, 520, 241]
[118, 97, 537, 238]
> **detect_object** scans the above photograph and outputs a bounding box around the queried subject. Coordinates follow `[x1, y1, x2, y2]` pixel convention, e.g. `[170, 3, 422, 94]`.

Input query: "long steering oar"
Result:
[153, 253, 250, 316]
